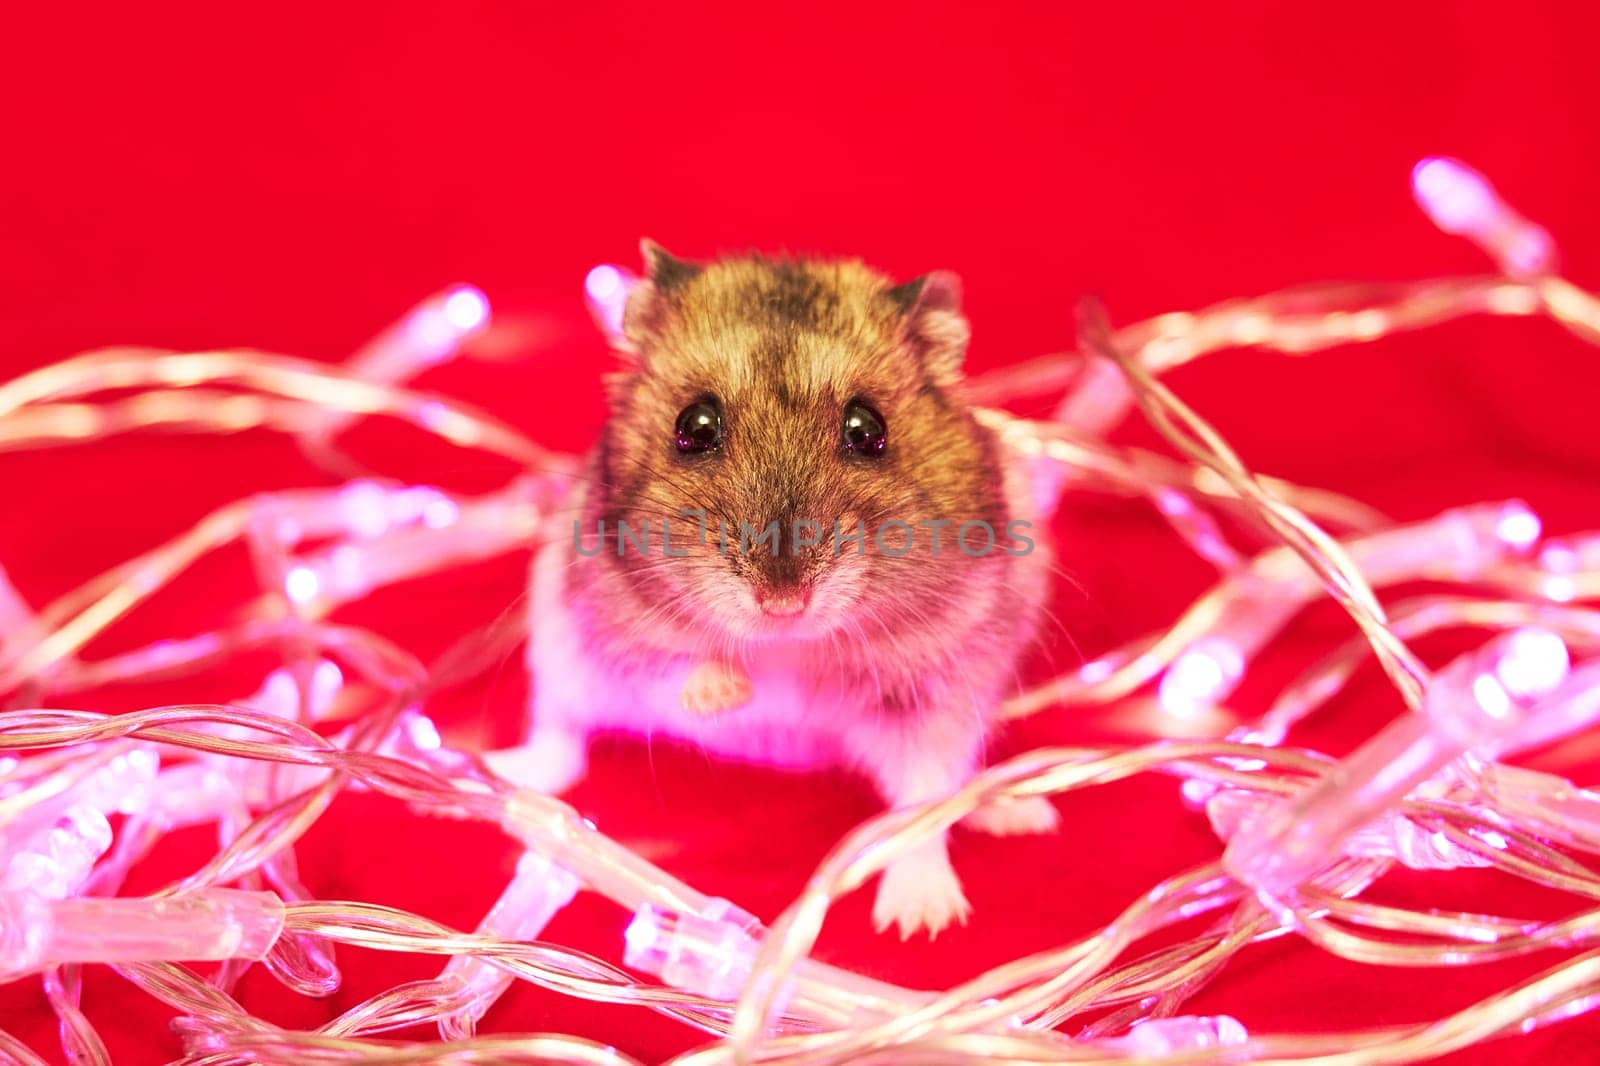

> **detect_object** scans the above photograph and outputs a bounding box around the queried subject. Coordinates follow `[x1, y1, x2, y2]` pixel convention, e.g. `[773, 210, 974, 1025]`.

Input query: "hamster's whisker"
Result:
[1026, 597, 1082, 672]
[605, 455, 726, 514]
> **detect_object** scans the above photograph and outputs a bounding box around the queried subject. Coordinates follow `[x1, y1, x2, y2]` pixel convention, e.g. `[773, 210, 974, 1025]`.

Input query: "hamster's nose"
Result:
[755, 587, 809, 617]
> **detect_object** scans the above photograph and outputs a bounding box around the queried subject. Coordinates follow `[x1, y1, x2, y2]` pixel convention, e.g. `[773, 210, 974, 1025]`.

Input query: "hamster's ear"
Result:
[622, 239, 703, 357]
[639, 239, 702, 294]
[888, 270, 969, 384]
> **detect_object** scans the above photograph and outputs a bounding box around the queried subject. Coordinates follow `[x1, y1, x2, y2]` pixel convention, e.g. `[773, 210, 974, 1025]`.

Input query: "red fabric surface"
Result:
[5, 3, 1600, 1062]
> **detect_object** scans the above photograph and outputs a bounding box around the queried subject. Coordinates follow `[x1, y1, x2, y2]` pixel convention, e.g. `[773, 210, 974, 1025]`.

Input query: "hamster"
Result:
[497, 242, 1057, 938]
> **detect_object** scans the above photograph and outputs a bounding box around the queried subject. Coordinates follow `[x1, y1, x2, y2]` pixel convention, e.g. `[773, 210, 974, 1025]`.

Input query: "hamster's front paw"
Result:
[872, 841, 971, 940]
[681, 661, 753, 716]
[961, 795, 1061, 837]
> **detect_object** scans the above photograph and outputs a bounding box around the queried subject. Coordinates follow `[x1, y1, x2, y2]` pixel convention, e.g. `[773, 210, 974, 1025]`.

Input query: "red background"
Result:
[4, 3, 1600, 1062]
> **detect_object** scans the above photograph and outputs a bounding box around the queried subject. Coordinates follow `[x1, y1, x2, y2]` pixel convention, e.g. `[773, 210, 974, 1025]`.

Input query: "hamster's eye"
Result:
[841, 399, 887, 458]
[675, 398, 724, 454]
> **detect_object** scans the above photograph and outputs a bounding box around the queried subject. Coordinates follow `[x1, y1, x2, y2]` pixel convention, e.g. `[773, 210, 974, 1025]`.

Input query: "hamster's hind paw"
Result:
[961, 795, 1061, 837]
[872, 843, 972, 940]
[681, 661, 753, 716]
[483, 728, 587, 795]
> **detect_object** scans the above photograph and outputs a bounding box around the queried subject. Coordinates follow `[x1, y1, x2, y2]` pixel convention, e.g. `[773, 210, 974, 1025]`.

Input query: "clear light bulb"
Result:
[437, 851, 580, 1040]
[1412, 157, 1557, 278]
[1, 806, 114, 898]
[0, 888, 286, 980]
[625, 897, 763, 1002]
[1224, 629, 1570, 901]
[296, 284, 492, 450]
[1108, 1014, 1250, 1054]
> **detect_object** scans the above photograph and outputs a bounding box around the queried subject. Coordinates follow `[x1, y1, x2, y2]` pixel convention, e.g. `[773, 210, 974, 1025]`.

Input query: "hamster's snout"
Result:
[742, 527, 811, 600]
[754, 587, 810, 617]
[733, 510, 837, 622]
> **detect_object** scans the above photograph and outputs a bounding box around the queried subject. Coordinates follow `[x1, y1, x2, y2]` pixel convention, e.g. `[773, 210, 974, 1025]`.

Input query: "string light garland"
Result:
[1, 157, 1599, 1063]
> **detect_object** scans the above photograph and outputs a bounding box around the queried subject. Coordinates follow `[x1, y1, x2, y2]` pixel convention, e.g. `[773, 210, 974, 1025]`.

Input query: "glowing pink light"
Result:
[422, 497, 460, 530]
[406, 714, 442, 752]
[385, 485, 463, 532]
[296, 286, 494, 455]
[1544, 576, 1578, 603]
[1487, 659, 1600, 761]
[1411, 157, 1557, 278]
[623, 906, 659, 959]
[284, 566, 320, 605]
[417, 401, 451, 432]
[1078, 657, 1115, 684]
[1114, 1014, 1249, 1055]
[1154, 487, 1191, 517]
[409, 287, 491, 357]
[1541, 544, 1580, 573]
[339, 480, 391, 539]
[585, 264, 625, 303]
[1495, 502, 1542, 551]
[1159, 638, 1245, 718]
[1412, 158, 1498, 234]
[584, 264, 635, 340]
[1494, 628, 1570, 702]
[1472, 673, 1515, 721]
[442, 285, 490, 333]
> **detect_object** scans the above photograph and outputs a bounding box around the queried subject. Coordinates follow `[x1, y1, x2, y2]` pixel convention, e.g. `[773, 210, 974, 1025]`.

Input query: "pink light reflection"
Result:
[584, 264, 635, 340]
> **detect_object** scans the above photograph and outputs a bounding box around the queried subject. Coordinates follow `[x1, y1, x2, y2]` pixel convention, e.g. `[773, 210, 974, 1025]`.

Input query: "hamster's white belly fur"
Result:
[523, 535, 889, 777]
